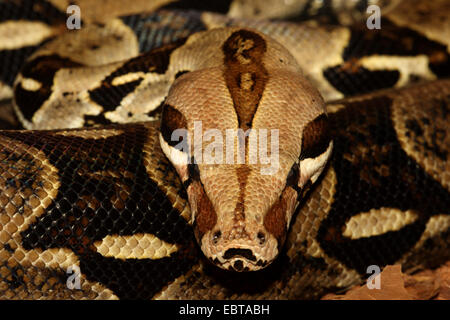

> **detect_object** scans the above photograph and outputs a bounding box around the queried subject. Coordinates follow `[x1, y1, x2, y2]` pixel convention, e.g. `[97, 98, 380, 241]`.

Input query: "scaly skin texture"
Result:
[0, 0, 449, 299]
[0, 79, 448, 299]
[159, 28, 331, 272]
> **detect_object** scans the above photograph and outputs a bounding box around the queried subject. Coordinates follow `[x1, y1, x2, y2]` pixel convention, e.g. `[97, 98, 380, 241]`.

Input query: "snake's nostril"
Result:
[257, 231, 265, 244]
[233, 259, 244, 271]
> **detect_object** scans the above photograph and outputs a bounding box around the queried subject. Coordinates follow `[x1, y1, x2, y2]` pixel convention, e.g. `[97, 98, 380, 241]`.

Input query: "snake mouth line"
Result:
[225, 258, 269, 272]
[210, 248, 270, 272]
[223, 248, 257, 261]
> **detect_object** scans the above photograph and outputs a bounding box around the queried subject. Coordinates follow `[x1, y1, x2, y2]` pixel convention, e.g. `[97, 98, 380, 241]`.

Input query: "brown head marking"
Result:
[222, 30, 268, 131]
[234, 166, 251, 223]
[192, 180, 218, 242]
[160, 104, 187, 147]
[300, 114, 331, 160]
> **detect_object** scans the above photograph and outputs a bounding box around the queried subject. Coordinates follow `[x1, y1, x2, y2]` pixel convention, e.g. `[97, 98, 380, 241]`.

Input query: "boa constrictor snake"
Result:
[0, 0, 449, 299]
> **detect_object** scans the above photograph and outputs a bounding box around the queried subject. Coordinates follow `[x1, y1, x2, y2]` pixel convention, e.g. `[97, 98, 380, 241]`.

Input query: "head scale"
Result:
[159, 28, 332, 271]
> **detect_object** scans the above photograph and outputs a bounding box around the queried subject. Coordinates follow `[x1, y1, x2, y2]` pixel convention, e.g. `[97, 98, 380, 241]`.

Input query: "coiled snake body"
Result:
[0, 0, 449, 299]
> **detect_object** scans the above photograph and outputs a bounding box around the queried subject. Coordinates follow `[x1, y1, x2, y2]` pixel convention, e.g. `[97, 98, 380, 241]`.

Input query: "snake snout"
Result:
[222, 248, 261, 271]
[218, 247, 268, 272]
[201, 226, 279, 272]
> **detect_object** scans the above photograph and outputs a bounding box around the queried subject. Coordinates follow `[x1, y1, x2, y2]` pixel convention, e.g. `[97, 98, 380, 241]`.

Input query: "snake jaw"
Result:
[200, 227, 279, 272]
[184, 171, 282, 272]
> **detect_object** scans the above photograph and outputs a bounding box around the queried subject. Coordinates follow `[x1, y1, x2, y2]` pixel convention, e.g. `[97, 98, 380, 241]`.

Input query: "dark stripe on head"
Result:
[234, 166, 251, 222]
[263, 192, 289, 247]
[192, 181, 218, 242]
[14, 55, 81, 121]
[300, 114, 331, 160]
[222, 30, 268, 131]
[160, 104, 187, 147]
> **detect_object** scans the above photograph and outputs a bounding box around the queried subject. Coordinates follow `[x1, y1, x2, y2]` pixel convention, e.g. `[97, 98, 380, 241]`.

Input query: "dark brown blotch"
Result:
[300, 114, 331, 160]
[192, 181, 217, 242]
[222, 30, 268, 131]
[285, 162, 300, 192]
[263, 191, 289, 246]
[88, 38, 187, 112]
[160, 104, 187, 147]
[233, 166, 251, 222]
[222, 30, 267, 64]
[15, 55, 81, 121]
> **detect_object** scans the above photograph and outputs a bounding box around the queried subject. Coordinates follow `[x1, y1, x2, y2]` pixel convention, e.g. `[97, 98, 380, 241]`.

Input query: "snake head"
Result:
[158, 28, 332, 271]
[158, 80, 332, 272]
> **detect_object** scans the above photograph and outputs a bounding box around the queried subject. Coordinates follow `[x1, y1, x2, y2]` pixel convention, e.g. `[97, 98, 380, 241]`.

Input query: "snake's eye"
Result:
[257, 232, 265, 245]
[212, 230, 222, 244]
